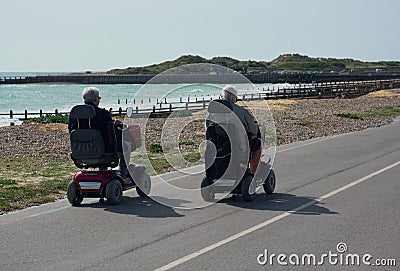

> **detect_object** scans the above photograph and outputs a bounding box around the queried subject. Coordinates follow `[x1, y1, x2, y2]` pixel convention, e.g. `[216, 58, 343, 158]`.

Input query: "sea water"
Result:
[0, 72, 291, 126]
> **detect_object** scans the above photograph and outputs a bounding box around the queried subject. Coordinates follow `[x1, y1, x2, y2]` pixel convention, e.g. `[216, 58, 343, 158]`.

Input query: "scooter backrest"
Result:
[70, 104, 96, 120]
[69, 104, 112, 168]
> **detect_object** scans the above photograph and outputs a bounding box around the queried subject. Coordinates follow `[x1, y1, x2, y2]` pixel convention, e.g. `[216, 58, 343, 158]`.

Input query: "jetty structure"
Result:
[1, 72, 400, 85]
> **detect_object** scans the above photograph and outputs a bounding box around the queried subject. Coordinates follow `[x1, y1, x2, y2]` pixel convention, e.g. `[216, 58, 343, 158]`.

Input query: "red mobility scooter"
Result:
[67, 105, 151, 206]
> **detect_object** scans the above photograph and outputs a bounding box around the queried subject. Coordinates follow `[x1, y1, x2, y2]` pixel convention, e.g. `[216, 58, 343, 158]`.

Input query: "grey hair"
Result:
[82, 87, 100, 103]
[221, 85, 238, 103]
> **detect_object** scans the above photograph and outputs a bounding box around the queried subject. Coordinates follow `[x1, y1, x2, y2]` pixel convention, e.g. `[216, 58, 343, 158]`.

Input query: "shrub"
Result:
[149, 143, 163, 153]
[335, 113, 364, 120]
[179, 141, 195, 146]
[24, 113, 69, 124]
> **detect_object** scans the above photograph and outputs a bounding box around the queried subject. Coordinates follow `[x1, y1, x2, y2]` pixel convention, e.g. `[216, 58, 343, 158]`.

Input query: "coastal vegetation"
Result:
[23, 114, 69, 124]
[108, 54, 400, 74]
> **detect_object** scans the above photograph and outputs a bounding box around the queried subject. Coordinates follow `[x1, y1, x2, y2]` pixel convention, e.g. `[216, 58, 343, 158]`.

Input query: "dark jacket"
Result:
[68, 102, 114, 153]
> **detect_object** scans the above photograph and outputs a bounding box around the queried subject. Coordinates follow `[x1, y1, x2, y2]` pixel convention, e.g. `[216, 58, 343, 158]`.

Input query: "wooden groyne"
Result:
[1, 72, 399, 85]
[2, 79, 399, 122]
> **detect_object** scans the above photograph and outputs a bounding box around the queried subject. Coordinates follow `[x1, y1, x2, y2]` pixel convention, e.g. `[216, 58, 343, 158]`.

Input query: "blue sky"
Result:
[1, 0, 399, 71]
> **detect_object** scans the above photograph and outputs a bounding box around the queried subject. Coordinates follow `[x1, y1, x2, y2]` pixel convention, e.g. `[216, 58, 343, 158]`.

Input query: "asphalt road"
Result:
[1, 119, 400, 271]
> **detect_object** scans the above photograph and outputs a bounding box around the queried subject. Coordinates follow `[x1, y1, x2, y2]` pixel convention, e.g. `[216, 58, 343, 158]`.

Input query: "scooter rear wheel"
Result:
[67, 181, 83, 206]
[241, 175, 256, 202]
[106, 179, 123, 205]
[201, 176, 215, 202]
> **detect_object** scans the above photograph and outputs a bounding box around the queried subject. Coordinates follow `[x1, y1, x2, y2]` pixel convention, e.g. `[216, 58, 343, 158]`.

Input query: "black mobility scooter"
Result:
[67, 104, 151, 206]
[201, 100, 276, 202]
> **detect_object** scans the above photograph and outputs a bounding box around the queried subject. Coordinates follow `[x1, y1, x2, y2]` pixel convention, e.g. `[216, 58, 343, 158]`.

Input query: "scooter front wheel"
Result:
[136, 172, 151, 197]
[263, 169, 276, 194]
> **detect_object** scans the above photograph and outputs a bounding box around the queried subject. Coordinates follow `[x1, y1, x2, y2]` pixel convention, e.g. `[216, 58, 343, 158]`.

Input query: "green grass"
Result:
[335, 113, 364, 120]
[367, 106, 400, 117]
[0, 154, 76, 214]
[0, 156, 75, 181]
[148, 154, 171, 174]
[0, 180, 17, 186]
[334, 106, 400, 121]
[183, 152, 201, 163]
[0, 179, 70, 213]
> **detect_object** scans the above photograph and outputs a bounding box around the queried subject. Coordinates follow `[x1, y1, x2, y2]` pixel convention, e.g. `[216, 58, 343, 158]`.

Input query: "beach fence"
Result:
[2, 79, 399, 123]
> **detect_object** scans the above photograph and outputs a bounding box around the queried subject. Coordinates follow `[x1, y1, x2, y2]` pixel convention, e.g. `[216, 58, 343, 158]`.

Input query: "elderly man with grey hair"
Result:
[68, 87, 132, 182]
[219, 85, 262, 174]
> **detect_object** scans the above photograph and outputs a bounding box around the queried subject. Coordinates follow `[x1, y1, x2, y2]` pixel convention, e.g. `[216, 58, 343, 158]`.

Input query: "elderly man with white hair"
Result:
[219, 85, 262, 174]
[68, 87, 132, 182]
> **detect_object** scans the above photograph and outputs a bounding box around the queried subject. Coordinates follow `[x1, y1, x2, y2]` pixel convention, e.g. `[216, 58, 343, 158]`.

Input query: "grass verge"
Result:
[367, 106, 400, 117]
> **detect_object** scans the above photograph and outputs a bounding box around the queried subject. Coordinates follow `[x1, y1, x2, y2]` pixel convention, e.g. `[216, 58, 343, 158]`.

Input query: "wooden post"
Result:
[187, 96, 190, 102]
[10, 110, 13, 119]
[152, 105, 156, 113]
[119, 107, 122, 116]
[149, 98, 151, 103]
[40, 109, 43, 117]
[126, 99, 128, 105]
[164, 98, 167, 103]
[25, 110, 28, 120]
[185, 103, 189, 110]
[169, 103, 172, 112]
[203, 99, 206, 109]
[136, 106, 139, 114]
[180, 97, 182, 103]
[118, 99, 120, 104]
[55, 109, 58, 115]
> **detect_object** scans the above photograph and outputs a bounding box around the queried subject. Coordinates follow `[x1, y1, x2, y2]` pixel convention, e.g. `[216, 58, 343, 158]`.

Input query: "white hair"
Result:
[82, 87, 100, 103]
[221, 85, 238, 102]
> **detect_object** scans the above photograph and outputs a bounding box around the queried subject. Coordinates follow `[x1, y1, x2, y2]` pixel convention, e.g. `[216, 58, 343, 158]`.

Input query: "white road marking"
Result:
[153, 160, 400, 271]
